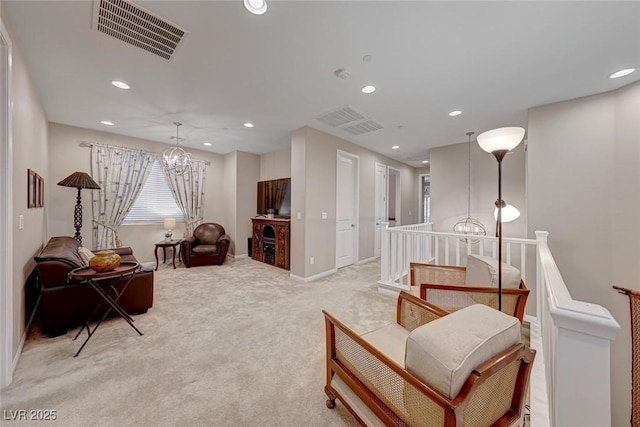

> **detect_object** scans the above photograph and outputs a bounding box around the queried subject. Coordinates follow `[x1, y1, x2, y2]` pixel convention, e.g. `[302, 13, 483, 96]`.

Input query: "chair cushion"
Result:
[362, 323, 410, 366]
[405, 304, 521, 400]
[192, 244, 218, 255]
[465, 254, 521, 289]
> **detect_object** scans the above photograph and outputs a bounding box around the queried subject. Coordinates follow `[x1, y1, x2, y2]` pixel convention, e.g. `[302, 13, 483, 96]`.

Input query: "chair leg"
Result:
[324, 385, 337, 409]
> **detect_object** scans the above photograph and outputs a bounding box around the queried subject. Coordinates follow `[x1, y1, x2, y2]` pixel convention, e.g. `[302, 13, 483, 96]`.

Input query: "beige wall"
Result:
[236, 151, 260, 256]
[4, 10, 49, 365]
[430, 140, 527, 238]
[290, 126, 417, 278]
[260, 148, 291, 181]
[528, 81, 640, 426]
[290, 129, 307, 276]
[223, 152, 237, 254]
[47, 123, 226, 263]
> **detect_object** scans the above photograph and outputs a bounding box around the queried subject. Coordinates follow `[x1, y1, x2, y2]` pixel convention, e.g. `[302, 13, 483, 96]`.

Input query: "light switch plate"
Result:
[297, 212, 301, 220]
[19, 214, 24, 230]
[321, 212, 327, 219]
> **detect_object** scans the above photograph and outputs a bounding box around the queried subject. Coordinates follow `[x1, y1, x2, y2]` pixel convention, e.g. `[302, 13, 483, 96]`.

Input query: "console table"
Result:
[251, 217, 290, 270]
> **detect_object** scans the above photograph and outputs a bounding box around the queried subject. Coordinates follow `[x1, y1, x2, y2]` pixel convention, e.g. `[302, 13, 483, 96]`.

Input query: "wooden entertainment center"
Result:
[251, 217, 290, 270]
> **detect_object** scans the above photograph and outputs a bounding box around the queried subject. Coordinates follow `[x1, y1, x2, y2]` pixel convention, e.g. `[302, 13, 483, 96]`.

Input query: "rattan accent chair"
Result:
[410, 255, 530, 322]
[323, 292, 535, 427]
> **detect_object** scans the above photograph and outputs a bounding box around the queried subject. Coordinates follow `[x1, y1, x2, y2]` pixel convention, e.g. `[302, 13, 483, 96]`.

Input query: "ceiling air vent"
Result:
[315, 105, 366, 128]
[315, 104, 384, 136]
[342, 119, 384, 136]
[93, 0, 188, 61]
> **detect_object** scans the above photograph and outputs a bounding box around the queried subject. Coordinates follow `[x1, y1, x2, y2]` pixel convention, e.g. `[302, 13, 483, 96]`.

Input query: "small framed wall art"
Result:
[27, 169, 44, 208]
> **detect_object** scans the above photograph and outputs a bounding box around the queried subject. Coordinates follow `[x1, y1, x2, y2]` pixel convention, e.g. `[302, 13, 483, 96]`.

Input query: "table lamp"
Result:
[164, 218, 177, 241]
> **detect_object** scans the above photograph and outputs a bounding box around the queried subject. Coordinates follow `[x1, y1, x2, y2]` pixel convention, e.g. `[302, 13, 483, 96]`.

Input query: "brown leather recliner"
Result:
[180, 223, 231, 267]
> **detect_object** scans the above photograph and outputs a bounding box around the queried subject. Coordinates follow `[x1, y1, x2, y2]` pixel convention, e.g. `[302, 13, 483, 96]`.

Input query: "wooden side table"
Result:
[155, 239, 181, 270]
[68, 261, 142, 357]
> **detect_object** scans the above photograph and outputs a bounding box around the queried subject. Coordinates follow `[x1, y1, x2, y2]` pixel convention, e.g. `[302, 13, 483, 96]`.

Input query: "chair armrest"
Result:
[419, 282, 530, 322]
[410, 262, 466, 286]
[396, 291, 449, 331]
[323, 310, 448, 425]
[181, 236, 197, 247]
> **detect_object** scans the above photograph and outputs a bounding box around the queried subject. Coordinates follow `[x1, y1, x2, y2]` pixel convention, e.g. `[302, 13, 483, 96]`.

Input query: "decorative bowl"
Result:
[89, 250, 122, 272]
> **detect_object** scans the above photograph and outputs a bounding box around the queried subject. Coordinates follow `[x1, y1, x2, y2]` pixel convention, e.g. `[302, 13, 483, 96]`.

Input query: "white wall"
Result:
[2, 7, 48, 377]
[48, 123, 226, 263]
[527, 81, 640, 426]
[290, 126, 417, 278]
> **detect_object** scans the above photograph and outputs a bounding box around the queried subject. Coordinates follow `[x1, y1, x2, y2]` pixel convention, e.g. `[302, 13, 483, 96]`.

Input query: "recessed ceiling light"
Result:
[111, 81, 130, 90]
[449, 110, 462, 117]
[362, 85, 376, 94]
[392, 145, 400, 150]
[244, 0, 267, 15]
[101, 120, 115, 126]
[203, 142, 212, 146]
[243, 122, 254, 128]
[609, 68, 635, 79]
[422, 160, 429, 164]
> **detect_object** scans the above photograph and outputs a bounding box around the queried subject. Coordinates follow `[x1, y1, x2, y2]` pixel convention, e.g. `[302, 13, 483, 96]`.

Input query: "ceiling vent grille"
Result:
[315, 104, 384, 136]
[93, 0, 188, 60]
[342, 120, 384, 136]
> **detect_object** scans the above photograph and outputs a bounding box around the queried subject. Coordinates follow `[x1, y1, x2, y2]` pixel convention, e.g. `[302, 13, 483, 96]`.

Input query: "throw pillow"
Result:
[465, 254, 521, 289]
[77, 246, 95, 266]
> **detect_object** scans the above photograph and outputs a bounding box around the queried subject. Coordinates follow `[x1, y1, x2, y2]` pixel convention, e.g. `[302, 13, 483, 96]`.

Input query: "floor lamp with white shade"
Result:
[477, 127, 525, 311]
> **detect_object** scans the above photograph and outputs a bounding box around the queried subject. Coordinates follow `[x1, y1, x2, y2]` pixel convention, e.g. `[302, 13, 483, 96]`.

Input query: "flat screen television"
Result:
[256, 177, 291, 218]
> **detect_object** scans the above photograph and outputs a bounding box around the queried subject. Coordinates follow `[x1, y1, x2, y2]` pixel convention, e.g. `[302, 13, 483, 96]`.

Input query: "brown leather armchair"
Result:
[180, 223, 231, 267]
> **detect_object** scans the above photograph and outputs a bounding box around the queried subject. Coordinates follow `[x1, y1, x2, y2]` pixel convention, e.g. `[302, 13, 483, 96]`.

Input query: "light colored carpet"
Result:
[1, 258, 397, 426]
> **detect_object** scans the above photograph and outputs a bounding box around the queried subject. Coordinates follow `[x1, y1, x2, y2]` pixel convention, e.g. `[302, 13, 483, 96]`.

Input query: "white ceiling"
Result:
[5, 0, 640, 167]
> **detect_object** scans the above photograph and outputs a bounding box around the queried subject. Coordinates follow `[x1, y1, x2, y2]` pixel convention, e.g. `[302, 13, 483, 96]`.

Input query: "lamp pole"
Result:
[477, 127, 525, 315]
[493, 150, 508, 312]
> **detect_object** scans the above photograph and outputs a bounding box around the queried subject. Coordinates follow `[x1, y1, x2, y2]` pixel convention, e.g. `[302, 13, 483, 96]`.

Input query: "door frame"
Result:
[374, 162, 387, 258]
[335, 150, 359, 268]
[418, 173, 430, 223]
[0, 17, 14, 389]
[387, 166, 401, 226]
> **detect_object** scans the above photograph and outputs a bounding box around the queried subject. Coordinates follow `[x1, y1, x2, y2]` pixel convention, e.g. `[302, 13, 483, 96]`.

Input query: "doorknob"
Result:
[351, 224, 355, 227]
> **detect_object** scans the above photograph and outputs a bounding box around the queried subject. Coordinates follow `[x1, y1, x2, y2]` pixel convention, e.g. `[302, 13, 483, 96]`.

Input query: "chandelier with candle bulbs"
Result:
[162, 121, 192, 175]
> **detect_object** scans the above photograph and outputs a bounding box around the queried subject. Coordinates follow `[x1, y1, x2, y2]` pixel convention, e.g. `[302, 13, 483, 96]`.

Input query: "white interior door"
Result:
[336, 151, 358, 268]
[374, 162, 387, 258]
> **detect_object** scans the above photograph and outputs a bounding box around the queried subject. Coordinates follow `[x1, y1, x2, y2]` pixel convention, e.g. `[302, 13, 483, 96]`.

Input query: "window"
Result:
[123, 159, 184, 224]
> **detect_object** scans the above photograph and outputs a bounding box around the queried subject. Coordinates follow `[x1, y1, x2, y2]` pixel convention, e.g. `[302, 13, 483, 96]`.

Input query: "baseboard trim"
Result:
[290, 268, 337, 283]
[231, 253, 248, 260]
[357, 257, 376, 265]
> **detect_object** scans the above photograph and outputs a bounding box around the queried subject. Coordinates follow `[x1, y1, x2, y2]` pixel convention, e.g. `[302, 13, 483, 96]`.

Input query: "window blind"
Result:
[123, 159, 184, 224]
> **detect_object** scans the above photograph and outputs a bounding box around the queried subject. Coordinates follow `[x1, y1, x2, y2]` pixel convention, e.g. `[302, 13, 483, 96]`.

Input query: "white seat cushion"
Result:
[465, 254, 521, 289]
[404, 304, 521, 400]
[362, 323, 410, 366]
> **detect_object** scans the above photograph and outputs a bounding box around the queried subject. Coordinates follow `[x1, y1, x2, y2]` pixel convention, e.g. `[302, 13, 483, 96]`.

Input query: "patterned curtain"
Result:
[91, 144, 155, 249]
[162, 160, 206, 236]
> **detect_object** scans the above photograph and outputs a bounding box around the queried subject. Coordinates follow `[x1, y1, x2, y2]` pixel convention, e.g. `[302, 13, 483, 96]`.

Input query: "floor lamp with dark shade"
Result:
[57, 172, 101, 245]
[477, 127, 525, 311]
